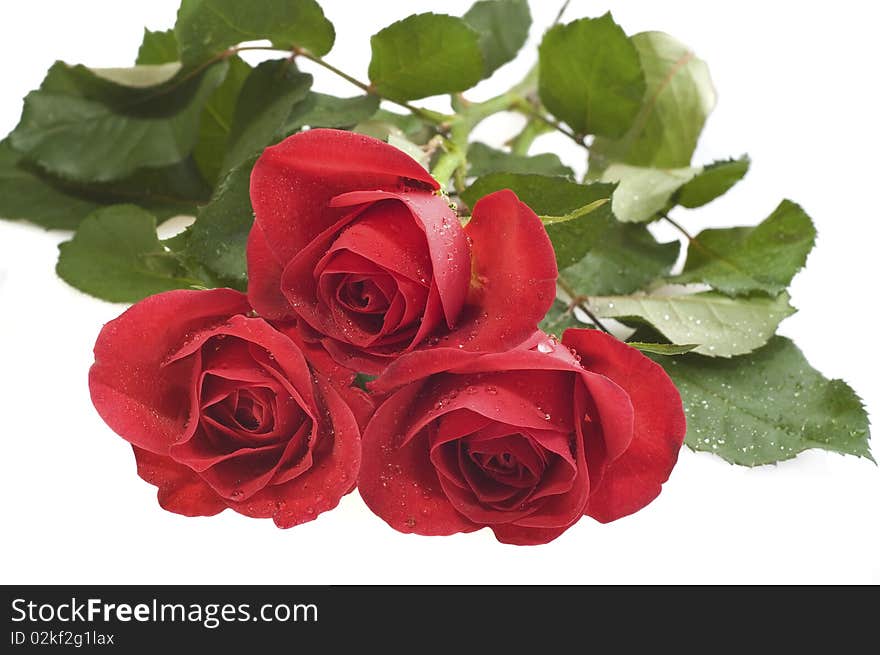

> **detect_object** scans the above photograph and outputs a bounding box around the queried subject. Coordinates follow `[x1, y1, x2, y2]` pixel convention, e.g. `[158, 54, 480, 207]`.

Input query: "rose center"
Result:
[475, 451, 518, 475]
[338, 276, 391, 314]
[234, 405, 260, 431]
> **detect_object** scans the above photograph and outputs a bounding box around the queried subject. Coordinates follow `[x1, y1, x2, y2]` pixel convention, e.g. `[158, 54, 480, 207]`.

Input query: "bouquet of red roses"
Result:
[89, 128, 685, 544]
[2, 0, 870, 545]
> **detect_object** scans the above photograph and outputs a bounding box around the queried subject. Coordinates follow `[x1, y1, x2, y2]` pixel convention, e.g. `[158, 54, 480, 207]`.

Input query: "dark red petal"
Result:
[319, 337, 391, 377]
[280, 211, 366, 342]
[490, 522, 574, 546]
[449, 189, 557, 351]
[563, 329, 687, 523]
[225, 373, 362, 528]
[321, 197, 434, 284]
[370, 338, 584, 396]
[89, 289, 251, 455]
[330, 190, 469, 328]
[246, 224, 294, 320]
[132, 446, 226, 517]
[279, 321, 358, 389]
[359, 383, 481, 536]
[250, 129, 438, 266]
[513, 428, 588, 529]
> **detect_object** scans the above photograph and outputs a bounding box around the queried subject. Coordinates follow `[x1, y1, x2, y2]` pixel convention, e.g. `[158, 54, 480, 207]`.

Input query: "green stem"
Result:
[430, 138, 466, 189]
[661, 213, 695, 241]
[430, 67, 541, 192]
[553, 0, 572, 24]
[513, 100, 586, 148]
[556, 276, 612, 334]
[508, 119, 553, 155]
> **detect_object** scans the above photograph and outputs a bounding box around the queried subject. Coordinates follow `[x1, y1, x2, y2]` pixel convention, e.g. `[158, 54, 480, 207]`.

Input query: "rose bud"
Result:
[246, 128, 557, 374]
[359, 330, 686, 545]
[89, 288, 369, 527]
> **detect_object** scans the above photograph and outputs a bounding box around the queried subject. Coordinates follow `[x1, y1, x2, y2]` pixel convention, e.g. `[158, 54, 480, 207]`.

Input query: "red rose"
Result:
[359, 329, 686, 545]
[247, 128, 557, 374]
[89, 288, 368, 528]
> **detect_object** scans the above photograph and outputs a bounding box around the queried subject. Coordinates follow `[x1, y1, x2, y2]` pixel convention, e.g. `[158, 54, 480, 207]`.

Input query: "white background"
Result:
[1, 1, 878, 584]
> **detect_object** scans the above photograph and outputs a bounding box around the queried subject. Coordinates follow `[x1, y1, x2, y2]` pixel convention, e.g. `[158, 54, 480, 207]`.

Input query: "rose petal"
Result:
[563, 329, 687, 523]
[359, 383, 481, 536]
[90, 289, 251, 455]
[225, 374, 362, 528]
[448, 189, 557, 351]
[321, 198, 434, 285]
[132, 446, 226, 517]
[490, 522, 572, 546]
[330, 190, 469, 327]
[250, 129, 438, 265]
[370, 336, 584, 396]
[246, 223, 293, 320]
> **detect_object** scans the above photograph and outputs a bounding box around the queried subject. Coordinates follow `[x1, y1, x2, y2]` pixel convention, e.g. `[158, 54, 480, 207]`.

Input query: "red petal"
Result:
[250, 129, 438, 266]
[132, 446, 226, 517]
[89, 289, 251, 455]
[279, 321, 358, 387]
[490, 522, 572, 546]
[450, 189, 557, 351]
[247, 224, 294, 320]
[359, 383, 481, 536]
[225, 373, 362, 528]
[563, 330, 686, 523]
[370, 337, 583, 396]
[330, 190, 469, 328]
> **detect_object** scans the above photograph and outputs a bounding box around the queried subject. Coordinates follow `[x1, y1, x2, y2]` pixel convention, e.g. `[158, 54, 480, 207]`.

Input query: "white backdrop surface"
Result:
[1, 1, 878, 584]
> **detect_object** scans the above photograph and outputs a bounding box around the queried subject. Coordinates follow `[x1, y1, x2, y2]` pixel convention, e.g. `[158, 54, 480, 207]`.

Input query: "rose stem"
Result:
[556, 276, 613, 335]
[291, 48, 453, 125]
[660, 213, 696, 241]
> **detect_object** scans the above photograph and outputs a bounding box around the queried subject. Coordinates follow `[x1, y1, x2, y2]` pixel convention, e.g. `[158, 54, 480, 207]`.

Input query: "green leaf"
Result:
[589, 291, 795, 357]
[369, 13, 484, 101]
[467, 142, 573, 178]
[560, 221, 679, 295]
[628, 341, 697, 355]
[283, 92, 379, 133]
[193, 55, 252, 184]
[0, 140, 209, 230]
[221, 60, 312, 173]
[539, 198, 609, 225]
[538, 13, 645, 138]
[657, 337, 872, 466]
[461, 173, 615, 268]
[88, 63, 183, 88]
[136, 29, 179, 65]
[0, 140, 102, 230]
[673, 200, 816, 296]
[174, 0, 335, 65]
[539, 299, 587, 335]
[589, 31, 715, 172]
[182, 156, 256, 289]
[8, 60, 227, 183]
[463, 0, 531, 77]
[676, 156, 750, 208]
[56, 205, 203, 302]
[601, 163, 699, 222]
